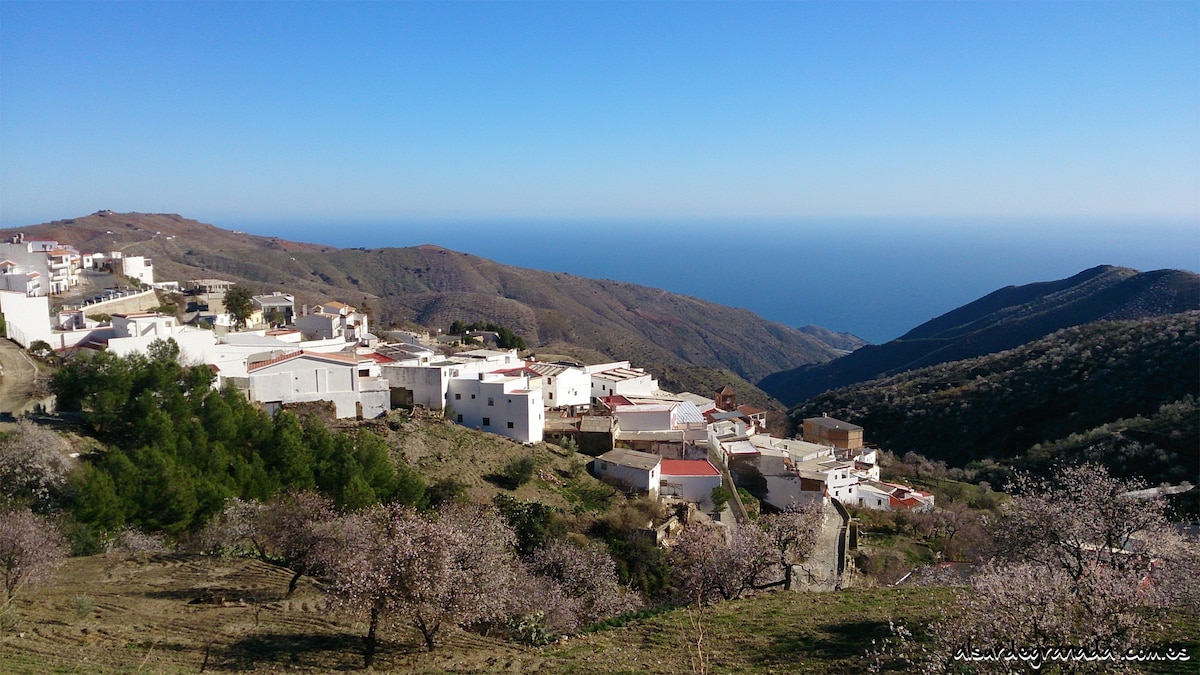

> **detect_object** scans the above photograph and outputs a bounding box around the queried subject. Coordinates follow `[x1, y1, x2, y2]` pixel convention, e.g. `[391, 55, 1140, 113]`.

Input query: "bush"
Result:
[498, 456, 537, 490]
[711, 486, 732, 513]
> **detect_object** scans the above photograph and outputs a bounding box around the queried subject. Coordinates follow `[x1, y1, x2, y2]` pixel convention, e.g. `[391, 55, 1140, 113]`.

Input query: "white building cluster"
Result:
[0, 255, 931, 514]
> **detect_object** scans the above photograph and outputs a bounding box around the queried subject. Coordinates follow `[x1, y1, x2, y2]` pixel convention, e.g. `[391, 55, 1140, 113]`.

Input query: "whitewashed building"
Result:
[526, 361, 591, 410]
[594, 448, 662, 496]
[587, 361, 659, 400]
[247, 350, 390, 419]
[380, 349, 522, 410]
[659, 459, 723, 506]
[446, 370, 544, 443]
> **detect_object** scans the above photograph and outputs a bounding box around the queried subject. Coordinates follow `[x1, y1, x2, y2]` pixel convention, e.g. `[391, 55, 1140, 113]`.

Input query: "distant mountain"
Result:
[4, 212, 862, 401]
[760, 265, 1200, 405]
[789, 312, 1200, 481]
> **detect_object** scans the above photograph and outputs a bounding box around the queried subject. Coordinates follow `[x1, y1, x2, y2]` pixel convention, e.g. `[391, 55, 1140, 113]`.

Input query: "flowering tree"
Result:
[515, 539, 642, 635]
[759, 500, 824, 590]
[200, 492, 337, 598]
[669, 522, 777, 604]
[320, 502, 518, 666]
[879, 464, 1200, 672]
[0, 420, 74, 510]
[0, 509, 67, 604]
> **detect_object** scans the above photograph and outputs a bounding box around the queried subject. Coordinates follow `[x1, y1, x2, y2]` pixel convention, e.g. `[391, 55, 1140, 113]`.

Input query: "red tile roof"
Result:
[659, 459, 720, 477]
[247, 350, 360, 372]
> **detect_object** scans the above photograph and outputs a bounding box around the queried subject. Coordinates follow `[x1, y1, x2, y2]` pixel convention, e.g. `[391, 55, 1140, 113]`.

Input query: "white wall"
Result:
[595, 457, 659, 495]
[540, 367, 590, 408]
[247, 356, 374, 419]
[0, 291, 52, 347]
[660, 473, 722, 505]
[447, 374, 544, 443]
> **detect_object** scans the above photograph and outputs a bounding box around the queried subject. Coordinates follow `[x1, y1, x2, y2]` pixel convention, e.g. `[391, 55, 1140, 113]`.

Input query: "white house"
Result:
[295, 301, 370, 343]
[659, 459, 723, 506]
[612, 400, 708, 456]
[594, 448, 662, 496]
[446, 371, 544, 443]
[526, 361, 591, 410]
[0, 260, 42, 297]
[380, 349, 522, 410]
[253, 292, 295, 325]
[246, 350, 390, 419]
[587, 362, 659, 400]
[121, 256, 154, 286]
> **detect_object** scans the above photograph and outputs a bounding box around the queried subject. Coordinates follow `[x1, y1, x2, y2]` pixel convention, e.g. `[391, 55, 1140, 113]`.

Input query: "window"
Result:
[549, 392, 554, 400]
[455, 393, 461, 400]
[488, 397, 494, 407]
[507, 421, 514, 429]
[483, 417, 491, 427]
[471, 394, 476, 399]
[457, 414, 463, 423]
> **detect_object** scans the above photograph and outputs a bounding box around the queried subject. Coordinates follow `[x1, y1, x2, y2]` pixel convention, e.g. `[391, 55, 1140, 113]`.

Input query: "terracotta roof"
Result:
[660, 459, 720, 477]
[737, 404, 767, 416]
[247, 350, 360, 372]
[598, 395, 634, 408]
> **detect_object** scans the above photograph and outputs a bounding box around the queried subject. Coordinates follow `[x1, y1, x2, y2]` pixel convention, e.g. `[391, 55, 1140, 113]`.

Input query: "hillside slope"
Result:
[760, 265, 1199, 405]
[4, 212, 863, 393]
[790, 312, 1200, 479]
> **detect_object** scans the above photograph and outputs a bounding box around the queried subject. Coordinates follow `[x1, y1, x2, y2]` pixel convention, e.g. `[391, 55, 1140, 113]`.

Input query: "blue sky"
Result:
[2, 1, 1198, 227]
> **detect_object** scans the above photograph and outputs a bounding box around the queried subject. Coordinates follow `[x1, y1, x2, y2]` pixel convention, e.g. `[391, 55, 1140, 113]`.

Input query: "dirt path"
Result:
[0, 338, 38, 415]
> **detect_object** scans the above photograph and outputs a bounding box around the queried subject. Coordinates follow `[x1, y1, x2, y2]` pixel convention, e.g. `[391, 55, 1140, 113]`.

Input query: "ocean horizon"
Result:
[221, 217, 1197, 345]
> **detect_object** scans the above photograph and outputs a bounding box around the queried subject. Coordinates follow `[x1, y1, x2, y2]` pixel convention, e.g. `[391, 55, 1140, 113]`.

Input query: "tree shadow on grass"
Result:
[757, 619, 893, 666]
[208, 632, 382, 671]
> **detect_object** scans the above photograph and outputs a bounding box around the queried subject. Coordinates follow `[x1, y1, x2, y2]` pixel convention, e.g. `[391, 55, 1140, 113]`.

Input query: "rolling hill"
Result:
[789, 311, 1200, 485]
[760, 265, 1200, 405]
[2, 212, 865, 401]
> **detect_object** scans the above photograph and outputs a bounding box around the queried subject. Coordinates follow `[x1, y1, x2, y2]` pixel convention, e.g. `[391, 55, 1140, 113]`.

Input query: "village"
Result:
[0, 233, 934, 532]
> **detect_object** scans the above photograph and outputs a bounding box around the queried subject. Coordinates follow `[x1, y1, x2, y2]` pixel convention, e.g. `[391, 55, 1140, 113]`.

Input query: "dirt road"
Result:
[0, 338, 39, 415]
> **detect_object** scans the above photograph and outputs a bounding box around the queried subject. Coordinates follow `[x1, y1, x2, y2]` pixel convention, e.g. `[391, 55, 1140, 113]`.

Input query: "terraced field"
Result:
[9, 553, 1197, 673]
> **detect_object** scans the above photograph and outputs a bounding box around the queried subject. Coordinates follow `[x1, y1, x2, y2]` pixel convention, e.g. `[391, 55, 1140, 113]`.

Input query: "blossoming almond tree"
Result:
[0, 509, 67, 606]
[320, 502, 518, 666]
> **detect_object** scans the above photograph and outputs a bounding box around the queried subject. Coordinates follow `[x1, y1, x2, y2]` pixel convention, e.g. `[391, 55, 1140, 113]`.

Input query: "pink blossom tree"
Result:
[199, 492, 337, 598]
[0, 420, 74, 510]
[669, 522, 777, 604]
[0, 508, 67, 605]
[514, 539, 642, 635]
[877, 464, 1200, 672]
[320, 502, 518, 666]
[759, 500, 824, 591]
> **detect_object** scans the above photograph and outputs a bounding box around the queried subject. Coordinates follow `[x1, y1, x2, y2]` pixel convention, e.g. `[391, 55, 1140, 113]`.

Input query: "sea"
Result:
[230, 218, 1199, 345]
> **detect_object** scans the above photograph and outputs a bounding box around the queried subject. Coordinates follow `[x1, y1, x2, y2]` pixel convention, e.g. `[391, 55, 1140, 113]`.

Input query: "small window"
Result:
[457, 414, 463, 423]
[483, 417, 491, 426]
[455, 393, 461, 400]
[488, 397, 494, 407]
[549, 392, 554, 400]
[507, 421, 514, 429]
[471, 394, 476, 399]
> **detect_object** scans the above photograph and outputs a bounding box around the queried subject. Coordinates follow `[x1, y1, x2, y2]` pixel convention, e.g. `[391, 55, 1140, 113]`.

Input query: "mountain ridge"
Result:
[2, 212, 866, 401]
[759, 264, 1199, 405]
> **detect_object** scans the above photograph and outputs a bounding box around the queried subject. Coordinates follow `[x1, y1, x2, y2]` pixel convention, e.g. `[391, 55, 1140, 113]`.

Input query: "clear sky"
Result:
[2, 1, 1198, 227]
